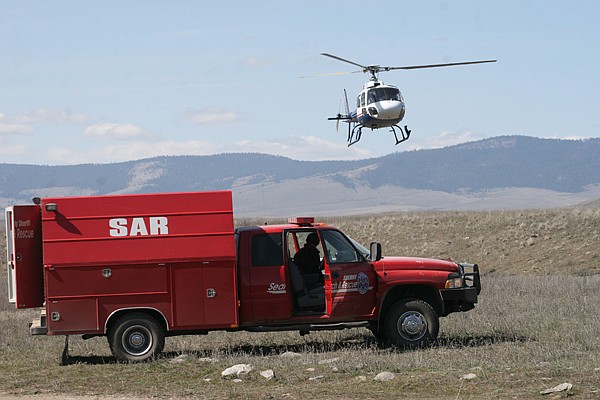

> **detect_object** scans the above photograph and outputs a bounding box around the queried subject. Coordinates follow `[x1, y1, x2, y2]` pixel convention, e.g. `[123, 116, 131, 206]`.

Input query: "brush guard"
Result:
[439, 262, 481, 315]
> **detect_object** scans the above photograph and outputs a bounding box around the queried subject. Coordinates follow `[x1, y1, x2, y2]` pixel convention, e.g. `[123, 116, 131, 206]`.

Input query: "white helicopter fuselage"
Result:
[320, 52, 495, 146]
[352, 81, 406, 129]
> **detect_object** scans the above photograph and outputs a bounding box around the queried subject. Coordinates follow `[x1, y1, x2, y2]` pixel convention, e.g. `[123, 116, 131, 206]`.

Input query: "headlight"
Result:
[445, 273, 463, 289]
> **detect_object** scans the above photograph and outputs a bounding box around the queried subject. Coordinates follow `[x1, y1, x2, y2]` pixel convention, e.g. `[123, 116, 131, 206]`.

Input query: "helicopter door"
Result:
[359, 92, 366, 115]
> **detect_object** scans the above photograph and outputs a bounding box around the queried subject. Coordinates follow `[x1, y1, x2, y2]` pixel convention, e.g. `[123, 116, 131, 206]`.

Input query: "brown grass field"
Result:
[1, 208, 599, 399]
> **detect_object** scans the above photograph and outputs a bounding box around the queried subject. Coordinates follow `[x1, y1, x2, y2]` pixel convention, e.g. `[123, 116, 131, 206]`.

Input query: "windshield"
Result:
[367, 87, 402, 104]
[349, 237, 370, 259]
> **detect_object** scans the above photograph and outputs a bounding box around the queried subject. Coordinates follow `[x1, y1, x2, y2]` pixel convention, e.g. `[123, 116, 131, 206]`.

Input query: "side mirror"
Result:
[370, 242, 382, 262]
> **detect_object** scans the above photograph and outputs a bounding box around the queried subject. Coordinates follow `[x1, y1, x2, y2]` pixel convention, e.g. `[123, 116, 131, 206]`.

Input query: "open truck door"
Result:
[6, 205, 44, 309]
[286, 229, 332, 316]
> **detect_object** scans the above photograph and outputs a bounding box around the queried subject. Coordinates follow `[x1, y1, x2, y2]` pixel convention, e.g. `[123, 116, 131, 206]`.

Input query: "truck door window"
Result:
[288, 230, 322, 260]
[251, 233, 283, 266]
[321, 230, 361, 263]
[287, 232, 300, 258]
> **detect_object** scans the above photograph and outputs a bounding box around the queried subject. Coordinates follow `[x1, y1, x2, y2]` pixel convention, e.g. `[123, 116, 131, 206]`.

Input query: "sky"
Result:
[1, 1, 599, 165]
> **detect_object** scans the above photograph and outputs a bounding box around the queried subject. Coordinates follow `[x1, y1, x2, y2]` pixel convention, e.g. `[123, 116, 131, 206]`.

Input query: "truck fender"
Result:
[375, 284, 444, 331]
[104, 307, 169, 335]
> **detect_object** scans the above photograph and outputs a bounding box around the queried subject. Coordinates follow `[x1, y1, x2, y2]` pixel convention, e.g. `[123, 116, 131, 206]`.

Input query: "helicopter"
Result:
[318, 53, 496, 146]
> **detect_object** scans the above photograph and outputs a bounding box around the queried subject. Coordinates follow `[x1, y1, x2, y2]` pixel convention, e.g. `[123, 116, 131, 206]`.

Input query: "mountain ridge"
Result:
[1, 135, 599, 216]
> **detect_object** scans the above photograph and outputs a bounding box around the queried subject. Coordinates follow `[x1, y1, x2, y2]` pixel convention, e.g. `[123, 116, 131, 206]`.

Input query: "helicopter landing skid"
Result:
[391, 124, 411, 145]
[346, 124, 411, 147]
[347, 125, 363, 146]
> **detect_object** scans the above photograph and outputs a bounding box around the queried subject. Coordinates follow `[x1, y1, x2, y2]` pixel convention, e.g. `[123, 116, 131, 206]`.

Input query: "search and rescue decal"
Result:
[16, 219, 35, 239]
[109, 217, 169, 237]
[267, 283, 287, 295]
[332, 272, 371, 295]
[357, 272, 369, 295]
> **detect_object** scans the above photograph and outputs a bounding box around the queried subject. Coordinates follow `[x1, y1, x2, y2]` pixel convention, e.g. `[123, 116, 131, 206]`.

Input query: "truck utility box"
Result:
[6, 191, 238, 337]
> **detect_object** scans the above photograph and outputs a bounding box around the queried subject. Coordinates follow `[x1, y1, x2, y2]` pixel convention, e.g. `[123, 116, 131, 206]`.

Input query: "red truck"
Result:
[5, 190, 480, 362]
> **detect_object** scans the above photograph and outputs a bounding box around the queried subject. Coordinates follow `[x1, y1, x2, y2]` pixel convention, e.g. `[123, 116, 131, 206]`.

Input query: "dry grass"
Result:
[326, 207, 600, 276]
[1, 208, 600, 399]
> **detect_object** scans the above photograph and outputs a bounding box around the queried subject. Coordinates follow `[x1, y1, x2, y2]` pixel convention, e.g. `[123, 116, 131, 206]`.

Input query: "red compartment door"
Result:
[6, 205, 44, 309]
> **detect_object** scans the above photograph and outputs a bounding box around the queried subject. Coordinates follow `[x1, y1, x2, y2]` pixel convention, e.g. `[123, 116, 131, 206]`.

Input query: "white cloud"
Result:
[45, 140, 217, 164]
[84, 123, 144, 139]
[0, 108, 87, 136]
[45, 147, 80, 163]
[423, 130, 482, 148]
[99, 140, 217, 160]
[41, 134, 370, 165]
[243, 57, 273, 68]
[186, 107, 241, 124]
[12, 108, 87, 124]
[0, 113, 32, 136]
[0, 123, 33, 136]
[227, 135, 371, 161]
[548, 134, 593, 141]
[0, 143, 27, 155]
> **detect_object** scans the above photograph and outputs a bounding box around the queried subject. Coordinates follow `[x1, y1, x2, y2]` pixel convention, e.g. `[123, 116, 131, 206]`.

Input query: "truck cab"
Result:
[236, 218, 379, 326]
[235, 217, 480, 349]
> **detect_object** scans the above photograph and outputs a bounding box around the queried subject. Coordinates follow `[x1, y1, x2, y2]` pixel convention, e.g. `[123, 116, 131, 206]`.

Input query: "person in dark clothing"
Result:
[294, 232, 321, 274]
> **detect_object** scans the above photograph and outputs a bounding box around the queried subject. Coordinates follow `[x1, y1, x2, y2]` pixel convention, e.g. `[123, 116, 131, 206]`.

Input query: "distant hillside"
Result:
[579, 198, 600, 208]
[1, 136, 599, 216]
[361, 136, 600, 193]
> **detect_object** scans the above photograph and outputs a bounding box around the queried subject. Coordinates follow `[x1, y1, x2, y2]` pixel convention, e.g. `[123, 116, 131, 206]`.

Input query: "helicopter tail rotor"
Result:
[329, 89, 352, 132]
[336, 89, 351, 132]
[343, 89, 350, 116]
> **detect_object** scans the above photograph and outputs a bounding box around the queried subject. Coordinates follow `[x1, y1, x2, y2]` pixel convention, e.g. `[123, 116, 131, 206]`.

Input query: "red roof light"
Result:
[288, 216, 315, 225]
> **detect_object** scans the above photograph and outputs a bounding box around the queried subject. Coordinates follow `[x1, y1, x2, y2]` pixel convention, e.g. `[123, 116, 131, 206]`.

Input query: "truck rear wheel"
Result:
[108, 313, 165, 362]
[385, 299, 439, 349]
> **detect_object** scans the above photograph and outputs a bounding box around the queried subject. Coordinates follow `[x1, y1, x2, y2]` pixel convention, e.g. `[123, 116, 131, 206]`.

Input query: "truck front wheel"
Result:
[108, 313, 165, 362]
[385, 299, 439, 349]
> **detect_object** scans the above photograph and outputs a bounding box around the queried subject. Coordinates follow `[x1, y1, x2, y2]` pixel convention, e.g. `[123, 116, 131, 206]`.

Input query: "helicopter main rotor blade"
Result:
[299, 70, 362, 78]
[386, 59, 496, 71]
[321, 53, 368, 70]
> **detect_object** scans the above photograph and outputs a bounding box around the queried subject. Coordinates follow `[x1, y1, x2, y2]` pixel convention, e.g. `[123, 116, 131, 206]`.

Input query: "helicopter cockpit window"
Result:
[367, 87, 402, 103]
[367, 91, 377, 105]
[360, 92, 366, 107]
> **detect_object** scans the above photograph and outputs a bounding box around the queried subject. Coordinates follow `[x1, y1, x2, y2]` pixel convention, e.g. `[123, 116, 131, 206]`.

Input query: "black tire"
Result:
[384, 299, 439, 349]
[108, 313, 165, 362]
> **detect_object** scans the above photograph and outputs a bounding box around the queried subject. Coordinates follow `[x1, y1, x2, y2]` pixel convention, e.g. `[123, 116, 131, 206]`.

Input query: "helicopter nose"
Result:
[378, 101, 405, 120]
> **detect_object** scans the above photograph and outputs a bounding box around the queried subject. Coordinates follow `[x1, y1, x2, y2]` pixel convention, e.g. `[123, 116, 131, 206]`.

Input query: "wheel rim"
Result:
[122, 325, 153, 356]
[397, 311, 428, 342]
